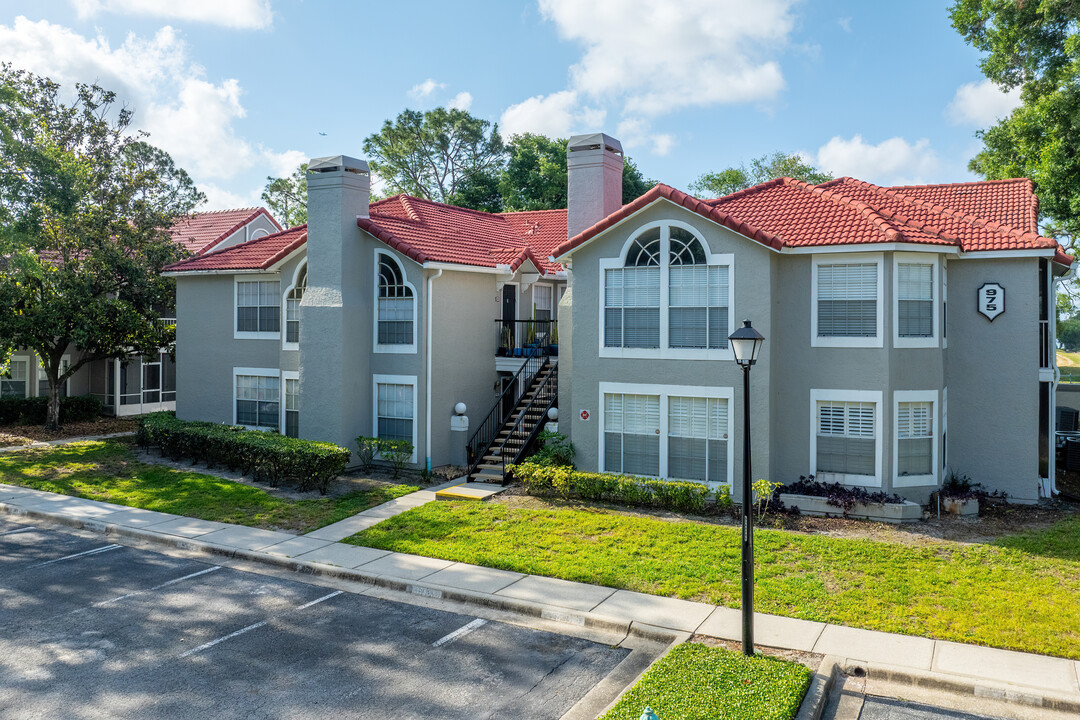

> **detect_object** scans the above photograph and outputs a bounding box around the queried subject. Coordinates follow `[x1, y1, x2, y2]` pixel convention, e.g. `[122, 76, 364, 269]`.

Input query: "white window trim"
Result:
[282, 369, 299, 436]
[37, 353, 71, 397]
[811, 253, 884, 348]
[282, 262, 307, 351]
[232, 367, 282, 431]
[372, 373, 418, 464]
[2, 356, 31, 398]
[893, 390, 939, 488]
[942, 259, 948, 349]
[598, 381, 734, 488]
[893, 253, 940, 349]
[532, 281, 553, 319]
[810, 388, 883, 487]
[941, 387, 948, 474]
[373, 250, 418, 355]
[599, 220, 736, 361]
[234, 275, 281, 340]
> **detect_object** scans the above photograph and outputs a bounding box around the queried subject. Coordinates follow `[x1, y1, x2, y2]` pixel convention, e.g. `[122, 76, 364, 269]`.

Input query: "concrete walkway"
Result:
[1, 480, 1078, 716]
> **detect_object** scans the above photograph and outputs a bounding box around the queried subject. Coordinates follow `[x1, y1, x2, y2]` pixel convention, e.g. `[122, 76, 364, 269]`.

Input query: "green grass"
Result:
[0, 440, 418, 533]
[345, 502, 1080, 659]
[600, 642, 811, 720]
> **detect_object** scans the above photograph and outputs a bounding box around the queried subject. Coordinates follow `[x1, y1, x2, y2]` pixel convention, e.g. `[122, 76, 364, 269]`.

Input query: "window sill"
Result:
[814, 471, 882, 488]
[811, 336, 883, 349]
[894, 473, 937, 488]
[599, 347, 734, 361]
[234, 331, 281, 341]
[374, 344, 418, 355]
[894, 336, 939, 349]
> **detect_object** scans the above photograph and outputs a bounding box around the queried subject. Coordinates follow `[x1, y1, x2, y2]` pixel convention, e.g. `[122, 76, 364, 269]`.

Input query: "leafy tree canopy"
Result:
[689, 151, 834, 197]
[261, 163, 307, 227]
[950, 0, 1080, 248]
[0, 65, 204, 427]
[362, 107, 506, 204]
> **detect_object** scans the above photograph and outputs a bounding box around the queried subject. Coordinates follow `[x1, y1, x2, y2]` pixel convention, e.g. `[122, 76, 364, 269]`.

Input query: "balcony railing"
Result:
[495, 319, 558, 358]
[158, 317, 177, 330]
[1040, 319, 1051, 369]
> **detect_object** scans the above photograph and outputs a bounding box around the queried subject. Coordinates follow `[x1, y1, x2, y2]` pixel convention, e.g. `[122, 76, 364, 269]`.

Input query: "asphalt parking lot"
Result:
[0, 517, 635, 719]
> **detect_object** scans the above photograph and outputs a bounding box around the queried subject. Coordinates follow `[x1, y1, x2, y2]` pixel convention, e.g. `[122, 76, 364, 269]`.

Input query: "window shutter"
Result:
[818, 263, 877, 337]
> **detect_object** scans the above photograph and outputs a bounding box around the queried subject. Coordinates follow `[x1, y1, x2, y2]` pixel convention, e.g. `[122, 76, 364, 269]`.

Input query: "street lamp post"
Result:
[729, 319, 765, 657]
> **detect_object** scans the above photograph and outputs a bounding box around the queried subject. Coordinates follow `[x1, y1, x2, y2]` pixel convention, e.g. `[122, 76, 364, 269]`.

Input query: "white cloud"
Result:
[500, 90, 606, 139]
[946, 78, 1022, 127]
[447, 91, 473, 111]
[262, 148, 308, 178]
[408, 78, 445, 100]
[616, 117, 675, 156]
[815, 135, 940, 186]
[651, 134, 675, 156]
[199, 182, 264, 211]
[838, 16, 852, 32]
[0, 16, 297, 190]
[538, 0, 796, 116]
[71, 0, 273, 29]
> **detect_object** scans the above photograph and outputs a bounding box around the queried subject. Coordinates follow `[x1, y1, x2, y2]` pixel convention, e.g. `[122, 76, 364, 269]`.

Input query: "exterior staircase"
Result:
[467, 360, 558, 484]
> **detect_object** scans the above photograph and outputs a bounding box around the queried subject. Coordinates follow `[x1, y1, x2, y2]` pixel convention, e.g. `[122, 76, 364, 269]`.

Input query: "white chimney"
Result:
[566, 133, 623, 239]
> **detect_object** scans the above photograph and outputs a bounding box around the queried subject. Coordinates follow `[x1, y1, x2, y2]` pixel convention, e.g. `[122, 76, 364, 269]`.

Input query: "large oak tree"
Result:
[0, 66, 204, 428]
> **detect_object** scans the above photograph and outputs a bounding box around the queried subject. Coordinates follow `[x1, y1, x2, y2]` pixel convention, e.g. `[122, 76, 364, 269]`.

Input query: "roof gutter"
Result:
[425, 267, 444, 472]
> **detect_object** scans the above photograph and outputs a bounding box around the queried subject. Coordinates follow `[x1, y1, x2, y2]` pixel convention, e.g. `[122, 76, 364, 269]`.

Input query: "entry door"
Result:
[502, 285, 517, 347]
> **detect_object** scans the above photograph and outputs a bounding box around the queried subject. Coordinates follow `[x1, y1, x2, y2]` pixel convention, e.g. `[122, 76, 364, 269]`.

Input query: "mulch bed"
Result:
[0, 416, 140, 446]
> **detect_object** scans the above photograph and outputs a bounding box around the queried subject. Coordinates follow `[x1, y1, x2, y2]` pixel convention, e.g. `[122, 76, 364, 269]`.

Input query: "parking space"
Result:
[856, 696, 1007, 720]
[0, 517, 632, 719]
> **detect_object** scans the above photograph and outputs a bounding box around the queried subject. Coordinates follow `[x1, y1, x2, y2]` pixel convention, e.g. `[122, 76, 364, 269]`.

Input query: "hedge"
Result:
[137, 412, 350, 495]
[509, 461, 726, 515]
[0, 395, 103, 426]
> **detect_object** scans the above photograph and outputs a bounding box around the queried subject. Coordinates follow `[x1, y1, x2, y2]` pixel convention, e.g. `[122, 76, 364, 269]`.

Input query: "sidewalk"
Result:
[2, 479, 1079, 715]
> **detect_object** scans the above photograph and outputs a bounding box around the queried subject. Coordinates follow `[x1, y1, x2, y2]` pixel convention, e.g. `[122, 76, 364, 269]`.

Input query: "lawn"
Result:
[345, 502, 1080, 659]
[600, 642, 810, 720]
[0, 440, 418, 533]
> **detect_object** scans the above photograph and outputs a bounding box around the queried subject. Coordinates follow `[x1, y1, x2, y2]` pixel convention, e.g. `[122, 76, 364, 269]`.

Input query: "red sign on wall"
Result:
[580, 410, 590, 421]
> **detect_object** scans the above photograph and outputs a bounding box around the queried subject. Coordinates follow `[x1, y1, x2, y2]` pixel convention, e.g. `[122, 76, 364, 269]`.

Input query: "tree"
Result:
[261, 163, 307, 227]
[1060, 317, 1080, 351]
[950, 1, 1080, 249]
[363, 107, 506, 204]
[0, 66, 204, 428]
[689, 151, 834, 197]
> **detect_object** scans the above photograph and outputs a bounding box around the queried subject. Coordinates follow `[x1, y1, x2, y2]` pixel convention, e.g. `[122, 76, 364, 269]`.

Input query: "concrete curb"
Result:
[0, 501, 678, 645]
[796, 655, 842, 720]
[839, 658, 1080, 716]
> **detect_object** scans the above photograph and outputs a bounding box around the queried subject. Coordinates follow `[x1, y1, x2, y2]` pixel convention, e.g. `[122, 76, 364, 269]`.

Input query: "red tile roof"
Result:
[554, 177, 1070, 265]
[169, 208, 283, 255]
[164, 225, 306, 273]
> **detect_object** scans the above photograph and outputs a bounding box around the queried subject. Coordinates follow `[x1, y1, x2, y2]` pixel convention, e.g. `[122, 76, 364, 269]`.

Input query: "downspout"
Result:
[425, 268, 443, 472]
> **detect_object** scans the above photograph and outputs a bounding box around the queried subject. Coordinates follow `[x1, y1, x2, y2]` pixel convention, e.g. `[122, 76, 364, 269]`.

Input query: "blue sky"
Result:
[1, 1, 1021, 211]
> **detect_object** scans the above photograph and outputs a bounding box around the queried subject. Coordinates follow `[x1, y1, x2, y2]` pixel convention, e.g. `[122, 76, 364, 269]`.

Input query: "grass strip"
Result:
[0, 440, 418, 533]
[601, 642, 811, 720]
[345, 502, 1080, 659]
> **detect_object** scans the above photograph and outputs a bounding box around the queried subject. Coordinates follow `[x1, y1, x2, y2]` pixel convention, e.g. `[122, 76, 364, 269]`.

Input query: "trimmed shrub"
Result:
[137, 412, 350, 494]
[509, 461, 714, 515]
[0, 395, 103, 426]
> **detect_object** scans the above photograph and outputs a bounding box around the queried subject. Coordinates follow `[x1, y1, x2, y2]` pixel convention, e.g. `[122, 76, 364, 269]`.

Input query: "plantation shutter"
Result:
[897, 401, 933, 476]
[605, 393, 659, 476]
[897, 263, 933, 337]
[816, 400, 876, 477]
[817, 264, 877, 337]
[668, 396, 728, 483]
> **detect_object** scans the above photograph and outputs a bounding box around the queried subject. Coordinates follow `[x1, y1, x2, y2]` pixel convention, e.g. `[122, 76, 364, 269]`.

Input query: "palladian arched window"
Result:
[285, 265, 306, 344]
[378, 254, 414, 345]
[603, 223, 730, 352]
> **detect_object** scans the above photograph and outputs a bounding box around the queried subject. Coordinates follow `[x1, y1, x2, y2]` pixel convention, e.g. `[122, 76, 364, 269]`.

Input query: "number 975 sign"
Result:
[978, 283, 1005, 321]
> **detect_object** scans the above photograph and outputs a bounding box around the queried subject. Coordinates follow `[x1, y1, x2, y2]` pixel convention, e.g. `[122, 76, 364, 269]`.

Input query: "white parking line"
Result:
[28, 544, 121, 569]
[432, 618, 487, 648]
[180, 590, 343, 659]
[0, 526, 36, 536]
[94, 566, 224, 607]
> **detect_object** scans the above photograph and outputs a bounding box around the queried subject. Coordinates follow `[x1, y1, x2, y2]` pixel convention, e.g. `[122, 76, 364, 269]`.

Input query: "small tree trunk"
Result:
[44, 375, 62, 431]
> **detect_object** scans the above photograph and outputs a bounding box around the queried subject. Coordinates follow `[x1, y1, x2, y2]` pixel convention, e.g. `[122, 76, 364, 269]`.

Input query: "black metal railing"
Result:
[495, 319, 558, 358]
[466, 354, 548, 480]
[1040, 319, 1051, 369]
[498, 363, 559, 482]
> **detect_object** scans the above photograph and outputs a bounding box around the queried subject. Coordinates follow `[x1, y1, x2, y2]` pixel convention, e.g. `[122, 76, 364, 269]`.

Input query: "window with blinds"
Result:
[377, 382, 414, 444]
[236, 374, 279, 430]
[897, 401, 932, 476]
[668, 396, 728, 482]
[285, 378, 299, 438]
[816, 400, 876, 477]
[1, 358, 28, 398]
[237, 281, 281, 333]
[817, 263, 877, 337]
[897, 263, 933, 337]
[604, 393, 660, 476]
[533, 285, 553, 321]
[605, 267, 661, 348]
[670, 265, 729, 349]
[378, 255, 415, 346]
[285, 266, 306, 344]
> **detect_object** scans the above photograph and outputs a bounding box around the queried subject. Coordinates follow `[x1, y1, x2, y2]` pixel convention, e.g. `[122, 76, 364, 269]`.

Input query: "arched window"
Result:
[285, 265, 306, 344]
[378, 254, 414, 345]
[603, 223, 730, 352]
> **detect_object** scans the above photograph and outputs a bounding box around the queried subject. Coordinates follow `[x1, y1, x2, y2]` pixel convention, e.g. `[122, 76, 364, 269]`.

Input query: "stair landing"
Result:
[434, 482, 507, 501]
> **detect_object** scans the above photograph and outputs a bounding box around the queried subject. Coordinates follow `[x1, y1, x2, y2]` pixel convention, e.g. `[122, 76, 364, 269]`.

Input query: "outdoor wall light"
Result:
[729, 319, 764, 656]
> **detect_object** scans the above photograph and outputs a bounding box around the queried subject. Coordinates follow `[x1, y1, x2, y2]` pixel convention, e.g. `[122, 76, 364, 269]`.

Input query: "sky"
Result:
[0, 0, 1022, 212]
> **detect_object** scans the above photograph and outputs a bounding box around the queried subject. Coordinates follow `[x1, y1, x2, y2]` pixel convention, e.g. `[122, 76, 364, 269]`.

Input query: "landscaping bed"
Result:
[344, 498, 1080, 659]
[0, 416, 139, 446]
[600, 642, 811, 720]
[0, 440, 418, 533]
